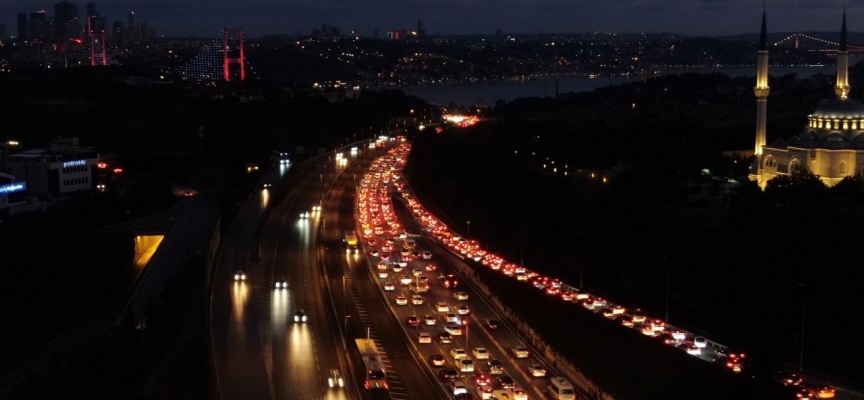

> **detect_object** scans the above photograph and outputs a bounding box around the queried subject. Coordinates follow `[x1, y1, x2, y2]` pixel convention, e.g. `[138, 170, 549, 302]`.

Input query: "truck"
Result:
[344, 231, 359, 254]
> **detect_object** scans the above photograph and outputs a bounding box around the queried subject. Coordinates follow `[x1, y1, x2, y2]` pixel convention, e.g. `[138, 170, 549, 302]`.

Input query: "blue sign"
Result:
[0, 182, 26, 194]
[63, 160, 86, 168]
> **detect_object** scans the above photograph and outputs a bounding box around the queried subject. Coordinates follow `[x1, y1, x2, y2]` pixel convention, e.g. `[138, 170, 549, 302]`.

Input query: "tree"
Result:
[830, 173, 864, 204]
[764, 167, 827, 205]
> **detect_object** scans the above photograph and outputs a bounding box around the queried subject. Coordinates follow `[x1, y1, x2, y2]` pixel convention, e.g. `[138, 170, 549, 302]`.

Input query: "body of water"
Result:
[388, 65, 836, 106]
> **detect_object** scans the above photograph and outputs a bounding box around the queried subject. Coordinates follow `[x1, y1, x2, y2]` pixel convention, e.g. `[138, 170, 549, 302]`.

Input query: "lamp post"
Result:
[577, 232, 583, 289]
[661, 255, 669, 322]
[485, 206, 490, 249]
[798, 283, 806, 372]
[466, 220, 471, 239]
[519, 218, 525, 267]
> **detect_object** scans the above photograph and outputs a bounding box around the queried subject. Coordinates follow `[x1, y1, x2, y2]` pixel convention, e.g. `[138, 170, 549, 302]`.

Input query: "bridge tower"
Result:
[835, 12, 850, 99]
[88, 16, 107, 66]
[222, 28, 246, 82]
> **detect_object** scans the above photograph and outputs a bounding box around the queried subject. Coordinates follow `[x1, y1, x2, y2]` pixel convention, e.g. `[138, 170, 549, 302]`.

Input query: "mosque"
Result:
[749, 10, 864, 187]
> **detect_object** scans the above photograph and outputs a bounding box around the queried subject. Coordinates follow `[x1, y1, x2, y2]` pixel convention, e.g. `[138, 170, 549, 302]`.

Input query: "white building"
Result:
[5, 137, 99, 210]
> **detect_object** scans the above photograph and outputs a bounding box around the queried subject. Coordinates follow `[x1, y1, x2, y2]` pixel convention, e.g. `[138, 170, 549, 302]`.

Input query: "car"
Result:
[678, 343, 701, 356]
[671, 330, 687, 341]
[183, 191, 194, 197]
[327, 369, 344, 388]
[428, 354, 446, 367]
[632, 310, 647, 323]
[377, 261, 388, 271]
[383, 281, 396, 291]
[491, 390, 514, 400]
[293, 310, 307, 323]
[794, 387, 814, 400]
[450, 348, 467, 360]
[446, 313, 462, 324]
[473, 373, 492, 387]
[508, 386, 528, 400]
[780, 372, 803, 386]
[262, 183, 272, 188]
[425, 263, 438, 271]
[392, 264, 403, 273]
[456, 305, 471, 315]
[395, 294, 408, 305]
[406, 315, 420, 327]
[312, 205, 321, 211]
[439, 367, 460, 381]
[476, 384, 494, 400]
[454, 291, 470, 300]
[450, 380, 468, 395]
[495, 375, 515, 390]
[527, 363, 547, 377]
[418, 331, 432, 343]
[486, 359, 504, 375]
[650, 320, 666, 332]
[424, 315, 437, 325]
[275, 277, 288, 289]
[412, 267, 424, 276]
[299, 211, 310, 219]
[436, 302, 450, 313]
[485, 319, 499, 330]
[377, 271, 389, 279]
[694, 336, 707, 348]
[422, 250, 433, 259]
[411, 295, 424, 305]
[234, 271, 247, 281]
[457, 357, 475, 372]
[399, 275, 413, 285]
[510, 346, 529, 359]
[619, 316, 634, 328]
[472, 348, 489, 359]
[370, 248, 379, 257]
[438, 331, 452, 344]
[813, 385, 836, 398]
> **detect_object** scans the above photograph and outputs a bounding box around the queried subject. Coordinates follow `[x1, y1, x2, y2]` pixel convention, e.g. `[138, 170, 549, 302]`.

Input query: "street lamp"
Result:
[798, 283, 806, 372]
[519, 218, 525, 267]
[577, 232, 583, 289]
[485, 206, 491, 249]
[661, 255, 669, 322]
[466, 220, 471, 239]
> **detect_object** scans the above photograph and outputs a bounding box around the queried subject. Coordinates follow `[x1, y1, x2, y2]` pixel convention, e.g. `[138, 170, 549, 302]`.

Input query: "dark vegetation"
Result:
[12, 255, 208, 399]
[0, 67, 429, 396]
[404, 71, 864, 395]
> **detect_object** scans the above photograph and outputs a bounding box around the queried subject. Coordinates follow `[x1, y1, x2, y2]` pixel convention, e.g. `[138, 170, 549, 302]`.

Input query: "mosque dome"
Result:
[811, 98, 864, 120]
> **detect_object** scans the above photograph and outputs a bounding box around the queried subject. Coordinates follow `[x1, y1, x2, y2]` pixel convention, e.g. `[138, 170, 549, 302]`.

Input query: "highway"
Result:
[211, 153, 357, 400]
[353, 144, 563, 400]
[324, 141, 445, 400]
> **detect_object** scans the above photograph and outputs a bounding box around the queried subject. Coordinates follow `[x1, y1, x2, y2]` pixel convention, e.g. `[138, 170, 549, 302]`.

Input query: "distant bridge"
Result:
[773, 33, 864, 52]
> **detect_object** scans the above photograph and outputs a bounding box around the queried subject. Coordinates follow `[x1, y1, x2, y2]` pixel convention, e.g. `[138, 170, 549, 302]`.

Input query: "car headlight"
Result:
[302, 316, 307, 321]
[241, 274, 246, 280]
[295, 316, 299, 322]
[234, 274, 240, 280]
[328, 378, 334, 387]
[338, 378, 344, 387]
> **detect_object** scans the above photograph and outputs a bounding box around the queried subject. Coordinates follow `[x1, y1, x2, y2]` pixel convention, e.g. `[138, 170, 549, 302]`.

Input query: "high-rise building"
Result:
[17, 13, 27, 40]
[417, 20, 426, 38]
[28, 10, 51, 40]
[0, 24, 7, 40]
[112, 20, 125, 45]
[54, 1, 80, 39]
[86, 2, 97, 18]
[128, 11, 137, 39]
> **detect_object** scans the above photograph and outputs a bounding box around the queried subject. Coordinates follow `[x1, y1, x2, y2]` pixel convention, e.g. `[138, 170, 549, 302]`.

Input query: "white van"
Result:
[548, 377, 576, 400]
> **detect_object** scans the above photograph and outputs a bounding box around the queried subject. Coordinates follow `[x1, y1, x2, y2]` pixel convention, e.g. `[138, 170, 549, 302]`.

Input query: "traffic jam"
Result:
[354, 137, 836, 400]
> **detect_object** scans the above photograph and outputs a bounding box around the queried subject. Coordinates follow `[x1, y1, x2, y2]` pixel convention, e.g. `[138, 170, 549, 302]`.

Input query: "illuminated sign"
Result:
[0, 182, 26, 194]
[63, 160, 86, 168]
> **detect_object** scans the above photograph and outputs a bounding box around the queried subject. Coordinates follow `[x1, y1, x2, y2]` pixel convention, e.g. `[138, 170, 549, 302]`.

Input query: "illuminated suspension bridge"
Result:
[177, 28, 256, 82]
[773, 33, 864, 52]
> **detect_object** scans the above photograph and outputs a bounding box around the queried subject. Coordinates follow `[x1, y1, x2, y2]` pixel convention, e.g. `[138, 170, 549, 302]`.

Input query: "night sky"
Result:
[2, 0, 858, 38]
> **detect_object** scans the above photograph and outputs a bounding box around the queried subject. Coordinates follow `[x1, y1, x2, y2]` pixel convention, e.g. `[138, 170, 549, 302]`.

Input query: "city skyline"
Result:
[1, 0, 862, 38]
